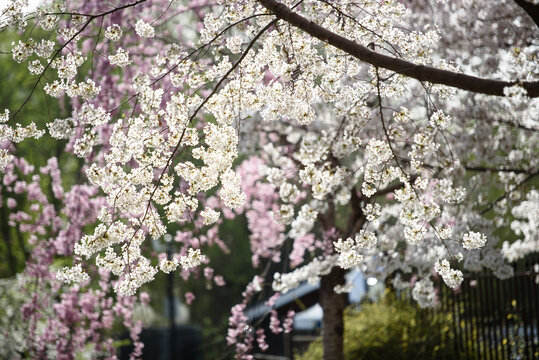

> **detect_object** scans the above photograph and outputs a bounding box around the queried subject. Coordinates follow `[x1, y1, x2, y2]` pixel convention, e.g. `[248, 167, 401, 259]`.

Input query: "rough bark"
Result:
[320, 266, 347, 360]
[257, 0, 539, 98]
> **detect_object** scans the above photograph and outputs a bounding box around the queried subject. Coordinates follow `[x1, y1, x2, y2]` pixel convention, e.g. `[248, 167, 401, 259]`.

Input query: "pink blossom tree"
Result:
[1, 0, 538, 359]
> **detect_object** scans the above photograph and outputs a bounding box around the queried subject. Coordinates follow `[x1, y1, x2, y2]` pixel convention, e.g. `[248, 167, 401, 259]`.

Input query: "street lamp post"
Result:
[164, 234, 175, 360]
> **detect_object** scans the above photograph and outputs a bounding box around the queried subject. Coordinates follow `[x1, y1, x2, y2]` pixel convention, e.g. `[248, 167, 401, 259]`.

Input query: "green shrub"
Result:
[296, 292, 475, 360]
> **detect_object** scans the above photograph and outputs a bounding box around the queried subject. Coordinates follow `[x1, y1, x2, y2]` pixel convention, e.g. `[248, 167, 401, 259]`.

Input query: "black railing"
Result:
[436, 268, 539, 360]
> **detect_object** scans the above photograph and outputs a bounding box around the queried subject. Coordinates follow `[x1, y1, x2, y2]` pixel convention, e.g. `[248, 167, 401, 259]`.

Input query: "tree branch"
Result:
[480, 170, 539, 214]
[514, 0, 539, 27]
[257, 0, 539, 97]
[9, 0, 147, 122]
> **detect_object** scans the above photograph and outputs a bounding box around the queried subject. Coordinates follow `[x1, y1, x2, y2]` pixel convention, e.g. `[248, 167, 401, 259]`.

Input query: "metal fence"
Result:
[437, 269, 539, 360]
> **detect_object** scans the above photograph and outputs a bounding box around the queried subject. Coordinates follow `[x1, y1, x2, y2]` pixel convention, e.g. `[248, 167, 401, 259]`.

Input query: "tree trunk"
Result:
[320, 266, 347, 360]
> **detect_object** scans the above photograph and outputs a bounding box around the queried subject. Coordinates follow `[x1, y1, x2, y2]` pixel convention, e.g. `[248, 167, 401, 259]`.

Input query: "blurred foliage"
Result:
[296, 291, 476, 360]
[0, 30, 67, 278]
[0, 31, 67, 167]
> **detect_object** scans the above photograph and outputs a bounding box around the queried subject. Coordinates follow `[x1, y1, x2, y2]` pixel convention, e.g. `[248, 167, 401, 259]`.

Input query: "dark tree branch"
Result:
[257, 0, 539, 97]
[514, 0, 539, 27]
[480, 170, 539, 214]
[463, 165, 537, 174]
[493, 117, 539, 132]
[369, 165, 535, 201]
[371, 177, 416, 198]
[345, 188, 362, 236]
[419, 160, 536, 175]
[9, 0, 147, 122]
[125, 18, 279, 258]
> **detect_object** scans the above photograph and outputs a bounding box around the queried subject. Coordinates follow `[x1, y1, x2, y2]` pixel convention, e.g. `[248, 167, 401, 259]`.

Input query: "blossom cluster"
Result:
[334, 231, 377, 269]
[434, 259, 464, 289]
[272, 255, 338, 293]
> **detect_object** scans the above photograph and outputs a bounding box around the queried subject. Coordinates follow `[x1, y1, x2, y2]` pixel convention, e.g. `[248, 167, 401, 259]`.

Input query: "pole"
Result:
[167, 242, 175, 360]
